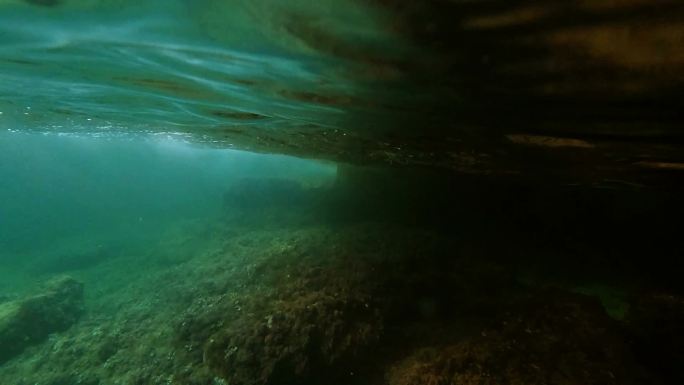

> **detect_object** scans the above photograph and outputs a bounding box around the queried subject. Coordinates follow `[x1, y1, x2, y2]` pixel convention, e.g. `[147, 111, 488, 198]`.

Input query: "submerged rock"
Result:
[177, 225, 517, 385]
[192, 253, 386, 385]
[386, 291, 647, 385]
[0, 276, 84, 364]
[626, 292, 684, 384]
[166, 224, 675, 385]
[204, 290, 382, 385]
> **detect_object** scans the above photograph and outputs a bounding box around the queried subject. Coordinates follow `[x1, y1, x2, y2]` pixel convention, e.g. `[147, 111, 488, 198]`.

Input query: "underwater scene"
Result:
[1, 1, 683, 384]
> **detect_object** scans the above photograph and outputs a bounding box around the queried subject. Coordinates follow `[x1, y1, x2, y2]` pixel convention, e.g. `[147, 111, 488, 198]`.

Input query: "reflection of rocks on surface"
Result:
[0, 276, 84, 364]
[208, 0, 684, 185]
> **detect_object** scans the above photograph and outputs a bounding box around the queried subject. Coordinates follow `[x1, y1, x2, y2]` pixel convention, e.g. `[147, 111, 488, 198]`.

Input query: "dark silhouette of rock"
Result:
[386, 291, 650, 385]
[0, 276, 84, 364]
[204, 290, 382, 385]
[626, 292, 684, 385]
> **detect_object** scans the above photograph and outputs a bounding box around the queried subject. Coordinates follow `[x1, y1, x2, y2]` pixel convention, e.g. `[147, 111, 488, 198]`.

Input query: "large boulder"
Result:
[386, 291, 648, 385]
[203, 289, 382, 385]
[625, 292, 684, 385]
[0, 276, 84, 364]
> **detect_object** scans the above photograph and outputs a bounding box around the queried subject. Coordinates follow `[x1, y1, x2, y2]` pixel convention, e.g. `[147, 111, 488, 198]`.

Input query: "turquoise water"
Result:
[0, 0, 406, 142]
[1, 1, 683, 385]
[0, 130, 335, 303]
[0, 131, 335, 255]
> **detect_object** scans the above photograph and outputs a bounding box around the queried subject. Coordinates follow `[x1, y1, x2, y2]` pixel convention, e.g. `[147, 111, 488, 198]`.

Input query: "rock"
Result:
[0, 276, 84, 364]
[176, 225, 521, 385]
[625, 292, 684, 384]
[386, 291, 648, 385]
[202, 284, 383, 385]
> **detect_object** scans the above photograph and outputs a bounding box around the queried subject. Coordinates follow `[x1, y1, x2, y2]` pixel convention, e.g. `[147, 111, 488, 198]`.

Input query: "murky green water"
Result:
[1, 1, 683, 385]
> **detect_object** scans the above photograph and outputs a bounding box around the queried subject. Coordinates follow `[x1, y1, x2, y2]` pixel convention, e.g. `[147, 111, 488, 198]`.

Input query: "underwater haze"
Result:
[1, 1, 684, 385]
[0, 131, 334, 245]
[0, 131, 335, 284]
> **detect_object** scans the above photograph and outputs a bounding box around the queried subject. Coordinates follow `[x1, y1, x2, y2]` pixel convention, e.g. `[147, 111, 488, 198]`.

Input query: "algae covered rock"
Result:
[175, 229, 395, 385]
[201, 279, 383, 385]
[0, 276, 84, 364]
[175, 225, 517, 385]
[386, 291, 646, 385]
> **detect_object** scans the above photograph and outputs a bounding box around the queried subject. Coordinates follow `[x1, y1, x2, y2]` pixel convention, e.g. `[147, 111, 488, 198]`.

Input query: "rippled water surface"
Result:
[2, 0, 683, 182]
[0, 0, 408, 140]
